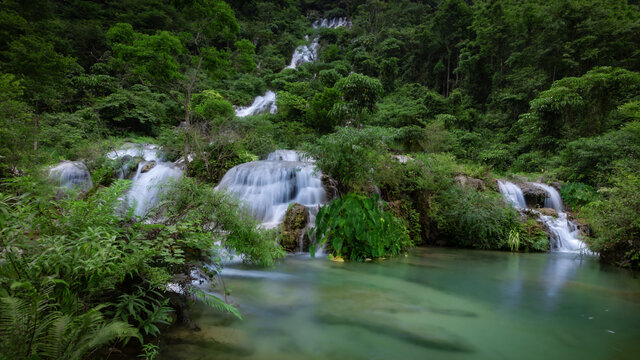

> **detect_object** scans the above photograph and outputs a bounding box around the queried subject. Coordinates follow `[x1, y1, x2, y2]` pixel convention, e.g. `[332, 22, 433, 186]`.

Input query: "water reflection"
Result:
[160, 248, 640, 360]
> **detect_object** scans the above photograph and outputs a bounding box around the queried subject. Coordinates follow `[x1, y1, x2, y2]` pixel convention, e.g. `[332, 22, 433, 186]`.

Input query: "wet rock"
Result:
[140, 161, 157, 173]
[455, 175, 486, 191]
[280, 203, 309, 252]
[538, 208, 558, 217]
[550, 182, 563, 191]
[520, 182, 547, 208]
[321, 174, 339, 201]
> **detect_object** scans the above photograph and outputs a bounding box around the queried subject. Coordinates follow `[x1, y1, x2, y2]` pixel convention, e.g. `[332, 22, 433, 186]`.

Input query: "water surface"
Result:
[160, 248, 640, 360]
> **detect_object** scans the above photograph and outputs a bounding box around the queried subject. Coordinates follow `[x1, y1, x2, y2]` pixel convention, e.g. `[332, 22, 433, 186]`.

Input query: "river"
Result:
[159, 248, 640, 360]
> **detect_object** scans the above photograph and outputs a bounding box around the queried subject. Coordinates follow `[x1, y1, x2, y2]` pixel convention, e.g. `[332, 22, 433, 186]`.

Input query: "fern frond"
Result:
[190, 287, 242, 320]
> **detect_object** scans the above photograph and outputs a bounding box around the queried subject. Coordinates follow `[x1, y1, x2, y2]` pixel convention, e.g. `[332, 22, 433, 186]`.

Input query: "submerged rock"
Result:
[48, 161, 93, 191]
[280, 203, 309, 252]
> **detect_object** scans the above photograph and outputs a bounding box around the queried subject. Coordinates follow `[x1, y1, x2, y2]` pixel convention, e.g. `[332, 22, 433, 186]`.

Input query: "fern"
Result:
[190, 287, 242, 320]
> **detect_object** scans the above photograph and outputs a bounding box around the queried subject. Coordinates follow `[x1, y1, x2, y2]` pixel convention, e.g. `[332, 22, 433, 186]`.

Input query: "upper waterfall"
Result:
[235, 17, 350, 118]
[216, 150, 326, 227]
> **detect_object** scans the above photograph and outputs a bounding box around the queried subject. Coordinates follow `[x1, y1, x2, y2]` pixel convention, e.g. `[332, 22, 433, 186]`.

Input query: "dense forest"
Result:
[1, 0, 640, 359]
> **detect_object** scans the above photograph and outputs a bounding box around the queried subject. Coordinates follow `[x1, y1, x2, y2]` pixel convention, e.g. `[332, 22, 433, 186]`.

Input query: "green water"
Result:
[160, 248, 640, 360]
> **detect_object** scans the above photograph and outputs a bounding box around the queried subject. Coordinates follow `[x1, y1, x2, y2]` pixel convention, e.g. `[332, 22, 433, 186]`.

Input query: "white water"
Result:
[497, 180, 526, 209]
[108, 144, 183, 217]
[236, 18, 350, 117]
[530, 182, 564, 211]
[216, 150, 326, 229]
[234, 90, 278, 118]
[498, 181, 592, 254]
[285, 35, 320, 70]
[49, 161, 93, 191]
[312, 17, 351, 29]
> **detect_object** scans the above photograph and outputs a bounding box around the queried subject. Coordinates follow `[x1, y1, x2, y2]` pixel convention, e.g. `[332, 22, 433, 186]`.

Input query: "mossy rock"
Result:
[280, 203, 309, 252]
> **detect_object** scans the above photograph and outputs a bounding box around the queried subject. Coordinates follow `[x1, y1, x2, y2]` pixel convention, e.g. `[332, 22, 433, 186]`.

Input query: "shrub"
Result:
[312, 193, 412, 261]
[432, 186, 520, 249]
[582, 170, 640, 269]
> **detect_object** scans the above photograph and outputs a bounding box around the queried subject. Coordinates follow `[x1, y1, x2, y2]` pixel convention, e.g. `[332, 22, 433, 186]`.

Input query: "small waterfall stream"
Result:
[235, 18, 350, 118]
[216, 150, 326, 229]
[107, 144, 183, 217]
[497, 180, 591, 254]
[49, 161, 93, 191]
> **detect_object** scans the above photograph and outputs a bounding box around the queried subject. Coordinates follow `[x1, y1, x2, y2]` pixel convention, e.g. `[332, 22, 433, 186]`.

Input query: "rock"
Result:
[280, 203, 309, 252]
[140, 161, 157, 173]
[520, 182, 548, 208]
[455, 175, 486, 191]
[550, 182, 563, 191]
[321, 174, 339, 201]
[538, 208, 558, 217]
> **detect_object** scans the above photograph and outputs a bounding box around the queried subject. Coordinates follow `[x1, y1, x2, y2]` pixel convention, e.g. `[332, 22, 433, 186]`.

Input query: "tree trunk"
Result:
[33, 114, 38, 151]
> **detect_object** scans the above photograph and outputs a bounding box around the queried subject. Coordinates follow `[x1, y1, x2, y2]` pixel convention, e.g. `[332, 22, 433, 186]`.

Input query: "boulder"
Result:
[538, 208, 558, 217]
[140, 161, 157, 173]
[280, 203, 309, 252]
[455, 175, 486, 191]
[520, 182, 548, 208]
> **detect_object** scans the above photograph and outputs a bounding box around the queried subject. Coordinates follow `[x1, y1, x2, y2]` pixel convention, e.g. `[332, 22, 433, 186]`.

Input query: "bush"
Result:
[304, 126, 397, 193]
[559, 182, 599, 210]
[582, 170, 640, 269]
[432, 186, 521, 249]
[312, 193, 412, 261]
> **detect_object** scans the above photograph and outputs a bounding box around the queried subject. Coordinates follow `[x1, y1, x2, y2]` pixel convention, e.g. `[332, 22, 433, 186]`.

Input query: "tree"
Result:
[106, 0, 241, 165]
[330, 73, 383, 127]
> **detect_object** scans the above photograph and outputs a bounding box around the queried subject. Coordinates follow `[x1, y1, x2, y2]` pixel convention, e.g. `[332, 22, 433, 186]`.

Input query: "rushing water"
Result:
[216, 150, 326, 228]
[107, 143, 183, 217]
[48, 161, 93, 191]
[159, 248, 640, 360]
[497, 181, 590, 254]
[235, 18, 350, 117]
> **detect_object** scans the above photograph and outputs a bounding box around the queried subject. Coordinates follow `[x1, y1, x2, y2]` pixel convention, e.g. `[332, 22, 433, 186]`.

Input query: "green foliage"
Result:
[305, 126, 396, 192]
[331, 73, 383, 126]
[312, 193, 412, 261]
[559, 182, 599, 210]
[432, 185, 520, 250]
[582, 170, 640, 269]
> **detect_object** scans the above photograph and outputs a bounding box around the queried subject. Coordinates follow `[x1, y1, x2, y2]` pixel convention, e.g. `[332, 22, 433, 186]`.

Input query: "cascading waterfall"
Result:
[285, 35, 320, 69]
[49, 161, 93, 191]
[108, 144, 183, 217]
[216, 150, 326, 230]
[234, 90, 278, 117]
[498, 180, 592, 254]
[235, 18, 350, 118]
[497, 180, 526, 209]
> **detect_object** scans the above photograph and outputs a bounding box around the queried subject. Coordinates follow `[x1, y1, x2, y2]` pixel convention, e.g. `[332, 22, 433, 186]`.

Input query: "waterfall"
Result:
[497, 181, 592, 254]
[235, 18, 350, 117]
[497, 180, 526, 209]
[285, 36, 320, 70]
[49, 161, 93, 191]
[216, 150, 326, 228]
[530, 182, 564, 211]
[234, 90, 278, 118]
[108, 144, 183, 217]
